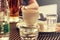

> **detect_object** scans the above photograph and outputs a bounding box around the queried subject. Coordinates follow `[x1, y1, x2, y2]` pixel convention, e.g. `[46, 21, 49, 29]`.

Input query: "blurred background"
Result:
[37, 0, 60, 22]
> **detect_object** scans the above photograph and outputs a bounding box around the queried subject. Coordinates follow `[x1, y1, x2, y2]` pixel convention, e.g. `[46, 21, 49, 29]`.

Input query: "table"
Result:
[10, 22, 21, 40]
[9, 22, 60, 40]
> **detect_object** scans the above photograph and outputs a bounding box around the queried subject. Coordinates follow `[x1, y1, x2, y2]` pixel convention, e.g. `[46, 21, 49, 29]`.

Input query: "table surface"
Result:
[10, 22, 21, 40]
[38, 22, 60, 32]
[9, 22, 60, 40]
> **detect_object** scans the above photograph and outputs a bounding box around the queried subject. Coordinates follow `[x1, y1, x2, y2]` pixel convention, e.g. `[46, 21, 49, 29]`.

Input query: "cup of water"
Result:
[46, 14, 58, 32]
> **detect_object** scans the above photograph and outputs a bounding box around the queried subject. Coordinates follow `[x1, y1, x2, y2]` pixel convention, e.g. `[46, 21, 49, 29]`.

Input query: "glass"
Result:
[46, 14, 58, 32]
[0, 0, 10, 40]
[8, 0, 19, 22]
[19, 7, 39, 40]
[20, 23, 38, 40]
